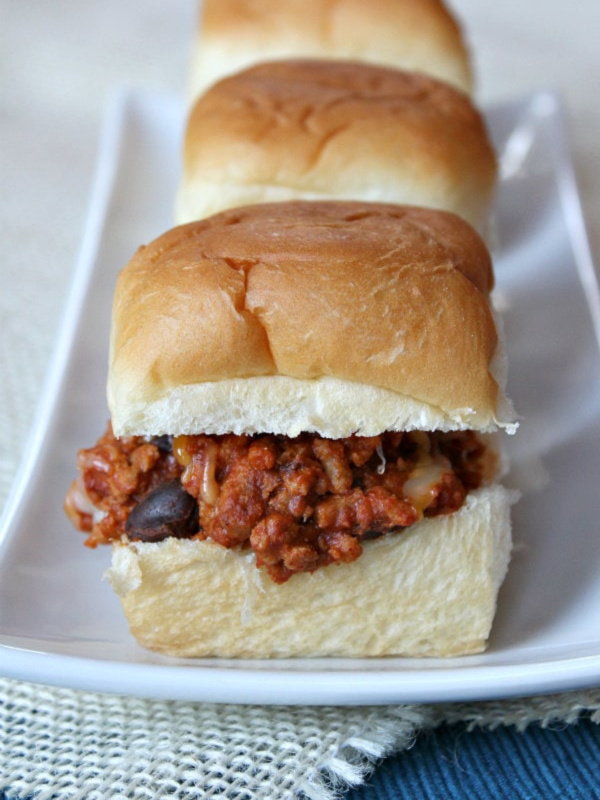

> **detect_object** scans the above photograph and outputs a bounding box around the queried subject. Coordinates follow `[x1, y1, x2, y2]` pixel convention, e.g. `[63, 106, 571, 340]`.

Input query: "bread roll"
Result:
[188, 0, 473, 100]
[106, 486, 514, 658]
[175, 60, 497, 233]
[109, 201, 516, 439]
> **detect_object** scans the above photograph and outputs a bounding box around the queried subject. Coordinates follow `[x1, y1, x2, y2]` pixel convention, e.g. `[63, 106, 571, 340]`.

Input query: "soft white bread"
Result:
[188, 0, 473, 101]
[108, 202, 517, 439]
[175, 60, 497, 233]
[106, 485, 514, 658]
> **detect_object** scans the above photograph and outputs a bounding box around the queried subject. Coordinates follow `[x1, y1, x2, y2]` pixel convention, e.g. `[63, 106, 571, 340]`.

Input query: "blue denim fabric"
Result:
[348, 718, 600, 800]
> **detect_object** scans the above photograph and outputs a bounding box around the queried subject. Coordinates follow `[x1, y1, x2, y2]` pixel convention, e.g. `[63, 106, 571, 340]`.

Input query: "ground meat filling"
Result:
[65, 424, 489, 583]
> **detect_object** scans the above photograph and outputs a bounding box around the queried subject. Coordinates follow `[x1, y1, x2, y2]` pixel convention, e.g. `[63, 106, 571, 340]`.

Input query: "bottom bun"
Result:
[105, 486, 515, 658]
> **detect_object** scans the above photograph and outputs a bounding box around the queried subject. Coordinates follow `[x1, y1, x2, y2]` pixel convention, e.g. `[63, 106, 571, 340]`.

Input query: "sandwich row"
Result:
[64, 0, 518, 659]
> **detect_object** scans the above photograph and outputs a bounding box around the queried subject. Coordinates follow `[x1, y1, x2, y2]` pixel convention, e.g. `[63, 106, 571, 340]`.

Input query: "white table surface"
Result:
[1, 0, 599, 504]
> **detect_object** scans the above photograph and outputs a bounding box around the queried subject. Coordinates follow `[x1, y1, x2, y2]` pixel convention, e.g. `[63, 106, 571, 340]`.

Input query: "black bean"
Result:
[150, 434, 173, 453]
[357, 529, 385, 541]
[126, 480, 199, 543]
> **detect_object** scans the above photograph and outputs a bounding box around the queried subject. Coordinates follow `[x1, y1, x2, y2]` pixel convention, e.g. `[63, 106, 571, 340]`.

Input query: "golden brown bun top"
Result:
[190, 0, 473, 97]
[108, 201, 509, 437]
[178, 60, 496, 232]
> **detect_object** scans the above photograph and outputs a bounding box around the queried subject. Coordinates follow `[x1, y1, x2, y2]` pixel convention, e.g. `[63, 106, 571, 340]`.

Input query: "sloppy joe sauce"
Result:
[65, 424, 489, 583]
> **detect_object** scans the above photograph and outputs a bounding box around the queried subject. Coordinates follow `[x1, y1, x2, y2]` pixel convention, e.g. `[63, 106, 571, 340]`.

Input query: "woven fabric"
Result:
[1, 680, 599, 800]
[347, 717, 600, 800]
[0, 679, 427, 800]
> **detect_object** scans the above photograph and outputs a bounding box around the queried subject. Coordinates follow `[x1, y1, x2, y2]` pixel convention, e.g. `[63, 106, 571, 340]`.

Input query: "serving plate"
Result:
[0, 89, 599, 705]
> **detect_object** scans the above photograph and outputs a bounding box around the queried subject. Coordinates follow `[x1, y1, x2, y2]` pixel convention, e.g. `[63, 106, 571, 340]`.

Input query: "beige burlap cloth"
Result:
[0, 678, 599, 799]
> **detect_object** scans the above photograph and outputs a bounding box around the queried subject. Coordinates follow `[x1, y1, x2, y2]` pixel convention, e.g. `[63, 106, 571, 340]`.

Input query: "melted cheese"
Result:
[403, 456, 449, 514]
[200, 440, 219, 506]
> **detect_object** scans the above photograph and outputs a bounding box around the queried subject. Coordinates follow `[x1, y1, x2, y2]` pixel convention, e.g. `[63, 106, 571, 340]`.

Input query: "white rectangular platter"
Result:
[0, 89, 599, 705]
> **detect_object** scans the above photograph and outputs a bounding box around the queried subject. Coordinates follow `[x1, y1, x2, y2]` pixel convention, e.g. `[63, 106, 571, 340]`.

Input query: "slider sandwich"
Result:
[176, 59, 497, 235]
[189, 0, 473, 101]
[65, 200, 518, 658]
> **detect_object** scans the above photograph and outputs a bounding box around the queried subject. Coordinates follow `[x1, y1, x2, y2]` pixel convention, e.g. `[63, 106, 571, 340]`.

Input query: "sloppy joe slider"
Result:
[176, 60, 497, 234]
[65, 200, 517, 658]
